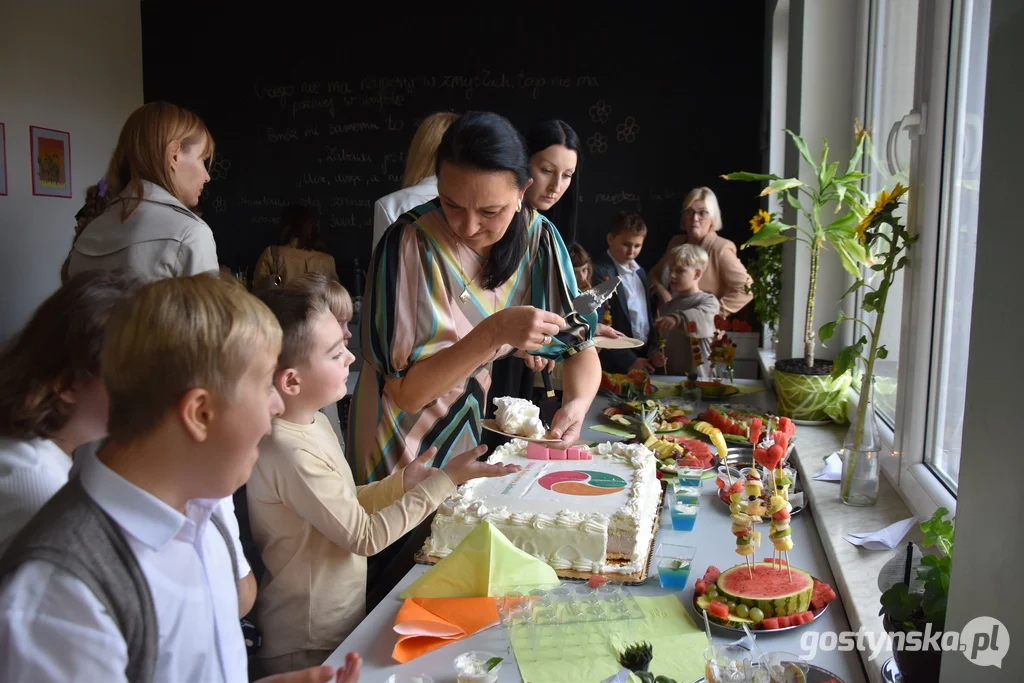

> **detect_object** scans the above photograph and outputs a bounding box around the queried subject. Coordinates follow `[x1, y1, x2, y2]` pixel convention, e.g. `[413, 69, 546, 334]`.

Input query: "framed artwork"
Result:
[30, 125, 72, 198]
[0, 123, 7, 196]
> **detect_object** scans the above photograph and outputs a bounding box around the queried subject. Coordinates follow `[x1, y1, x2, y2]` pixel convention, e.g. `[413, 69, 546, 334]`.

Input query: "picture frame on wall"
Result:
[30, 125, 72, 198]
[0, 123, 8, 196]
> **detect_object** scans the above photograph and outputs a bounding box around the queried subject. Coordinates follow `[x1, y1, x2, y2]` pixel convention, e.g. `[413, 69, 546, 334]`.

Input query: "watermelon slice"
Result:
[694, 578, 708, 596]
[749, 417, 763, 445]
[778, 416, 795, 438]
[776, 615, 792, 628]
[810, 580, 838, 609]
[708, 600, 730, 620]
[588, 575, 608, 590]
[763, 556, 788, 566]
[792, 611, 814, 625]
[716, 563, 813, 618]
[761, 617, 780, 630]
[755, 446, 784, 472]
[772, 430, 790, 454]
[702, 566, 721, 585]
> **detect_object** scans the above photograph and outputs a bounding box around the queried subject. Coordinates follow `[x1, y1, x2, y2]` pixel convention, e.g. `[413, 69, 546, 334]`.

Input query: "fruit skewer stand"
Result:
[322, 377, 866, 683]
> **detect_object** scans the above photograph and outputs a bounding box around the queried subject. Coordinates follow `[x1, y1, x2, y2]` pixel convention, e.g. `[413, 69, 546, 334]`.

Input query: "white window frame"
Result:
[861, 0, 983, 519]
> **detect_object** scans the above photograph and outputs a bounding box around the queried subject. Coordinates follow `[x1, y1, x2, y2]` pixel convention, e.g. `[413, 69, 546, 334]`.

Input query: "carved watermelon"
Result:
[716, 563, 813, 617]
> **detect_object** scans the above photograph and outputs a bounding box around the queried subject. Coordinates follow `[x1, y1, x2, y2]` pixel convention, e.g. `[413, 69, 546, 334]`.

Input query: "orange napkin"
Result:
[392, 597, 500, 663]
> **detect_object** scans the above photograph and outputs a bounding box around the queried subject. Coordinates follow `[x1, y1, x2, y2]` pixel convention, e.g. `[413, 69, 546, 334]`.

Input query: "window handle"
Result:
[885, 106, 927, 177]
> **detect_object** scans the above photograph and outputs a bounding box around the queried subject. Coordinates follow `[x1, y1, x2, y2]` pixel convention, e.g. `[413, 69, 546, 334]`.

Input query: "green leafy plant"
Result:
[723, 127, 872, 368]
[879, 508, 954, 631]
[485, 657, 503, 672]
[617, 641, 654, 673]
[819, 182, 914, 490]
[745, 241, 782, 333]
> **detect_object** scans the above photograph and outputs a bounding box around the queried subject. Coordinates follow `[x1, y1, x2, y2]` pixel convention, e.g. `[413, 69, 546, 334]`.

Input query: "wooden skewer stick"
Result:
[786, 551, 792, 582]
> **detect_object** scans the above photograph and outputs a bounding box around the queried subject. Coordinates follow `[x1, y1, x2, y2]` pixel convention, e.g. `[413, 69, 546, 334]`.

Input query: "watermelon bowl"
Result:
[691, 563, 833, 633]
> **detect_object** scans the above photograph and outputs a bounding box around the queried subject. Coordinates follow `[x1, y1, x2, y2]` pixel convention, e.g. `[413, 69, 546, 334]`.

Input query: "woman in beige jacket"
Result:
[253, 205, 338, 288]
[65, 102, 219, 283]
[650, 186, 753, 316]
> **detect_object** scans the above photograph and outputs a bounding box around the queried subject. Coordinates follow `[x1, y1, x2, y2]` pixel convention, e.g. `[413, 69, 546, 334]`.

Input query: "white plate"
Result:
[594, 335, 644, 350]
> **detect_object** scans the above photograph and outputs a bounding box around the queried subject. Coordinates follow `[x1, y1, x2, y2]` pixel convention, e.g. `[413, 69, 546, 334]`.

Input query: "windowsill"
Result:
[790, 422, 922, 683]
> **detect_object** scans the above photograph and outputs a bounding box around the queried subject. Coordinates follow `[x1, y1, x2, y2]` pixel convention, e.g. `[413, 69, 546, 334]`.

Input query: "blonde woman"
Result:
[66, 102, 218, 282]
[371, 112, 458, 250]
[650, 186, 753, 316]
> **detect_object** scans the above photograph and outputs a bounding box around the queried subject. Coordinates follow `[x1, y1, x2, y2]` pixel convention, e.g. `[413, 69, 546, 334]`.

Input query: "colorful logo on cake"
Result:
[538, 470, 627, 496]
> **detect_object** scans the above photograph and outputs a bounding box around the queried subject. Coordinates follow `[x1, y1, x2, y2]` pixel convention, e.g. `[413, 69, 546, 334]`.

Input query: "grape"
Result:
[727, 601, 737, 609]
[748, 607, 764, 623]
[707, 588, 719, 599]
[735, 604, 750, 618]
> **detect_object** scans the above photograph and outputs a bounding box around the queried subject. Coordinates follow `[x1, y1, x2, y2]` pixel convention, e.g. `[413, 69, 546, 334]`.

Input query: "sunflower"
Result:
[749, 209, 772, 234]
[854, 183, 909, 243]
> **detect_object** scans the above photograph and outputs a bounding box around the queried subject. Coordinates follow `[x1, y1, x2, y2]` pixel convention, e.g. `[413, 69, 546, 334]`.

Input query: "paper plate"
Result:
[594, 335, 645, 350]
[480, 419, 562, 443]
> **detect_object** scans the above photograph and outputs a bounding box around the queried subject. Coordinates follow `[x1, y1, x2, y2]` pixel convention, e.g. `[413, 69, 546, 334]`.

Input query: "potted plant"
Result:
[878, 508, 953, 682]
[819, 182, 912, 505]
[723, 128, 870, 422]
[744, 232, 781, 350]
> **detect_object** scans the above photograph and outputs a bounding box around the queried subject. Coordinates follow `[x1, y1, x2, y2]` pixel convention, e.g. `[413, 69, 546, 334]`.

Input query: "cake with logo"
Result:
[423, 440, 662, 576]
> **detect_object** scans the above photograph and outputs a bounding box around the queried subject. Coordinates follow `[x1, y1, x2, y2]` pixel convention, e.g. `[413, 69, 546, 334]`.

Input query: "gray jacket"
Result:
[67, 181, 218, 281]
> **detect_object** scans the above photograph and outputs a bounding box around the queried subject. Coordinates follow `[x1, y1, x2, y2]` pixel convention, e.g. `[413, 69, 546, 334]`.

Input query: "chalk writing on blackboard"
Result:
[267, 128, 299, 143]
[209, 157, 231, 181]
[595, 191, 642, 207]
[587, 132, 608, 154]
[319, 146, 373, 164]
[213, 196, 228, 213]
[616, 116, 639, 143]
[589, 100, 611, 124]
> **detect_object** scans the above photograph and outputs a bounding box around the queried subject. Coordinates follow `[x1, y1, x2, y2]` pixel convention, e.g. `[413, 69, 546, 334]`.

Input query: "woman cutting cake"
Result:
[348, 111, 601, 486]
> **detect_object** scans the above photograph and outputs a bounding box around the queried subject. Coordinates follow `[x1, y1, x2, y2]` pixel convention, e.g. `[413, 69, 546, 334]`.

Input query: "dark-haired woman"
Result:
[253, 205, 338, 288]
[349, 112, 600, 485]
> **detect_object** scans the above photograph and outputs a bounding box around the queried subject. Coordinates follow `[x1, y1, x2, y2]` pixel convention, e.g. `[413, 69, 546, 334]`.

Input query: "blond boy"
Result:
[0, 275, 361, 683]
[249, 286, 518, 674]
[651, 244, 720, 376]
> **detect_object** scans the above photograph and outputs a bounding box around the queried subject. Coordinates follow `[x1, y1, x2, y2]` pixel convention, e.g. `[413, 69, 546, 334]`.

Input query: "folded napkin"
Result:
[844, 517, 919, 550]
[601, 670, 631, 683]
[401, 521, 559, 598]
[812, 452, 843, 481]
[392, 597, 499, 662]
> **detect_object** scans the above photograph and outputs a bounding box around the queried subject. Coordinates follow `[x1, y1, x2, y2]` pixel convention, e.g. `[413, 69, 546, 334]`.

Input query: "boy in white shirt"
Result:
[249, 285, 520, 674]
[0, 275, 361, 683]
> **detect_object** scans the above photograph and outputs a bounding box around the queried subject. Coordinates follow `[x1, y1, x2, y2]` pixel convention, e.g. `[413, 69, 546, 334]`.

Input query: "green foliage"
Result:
[617, 642, 654, 673]
[879, 508, 955, 631]
[745, 243, 782, 332]
[722, 126, 871, 367]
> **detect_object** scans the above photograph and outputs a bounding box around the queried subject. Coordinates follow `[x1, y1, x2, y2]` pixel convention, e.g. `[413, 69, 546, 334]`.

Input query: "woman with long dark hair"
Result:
[349, 112, 600, 485]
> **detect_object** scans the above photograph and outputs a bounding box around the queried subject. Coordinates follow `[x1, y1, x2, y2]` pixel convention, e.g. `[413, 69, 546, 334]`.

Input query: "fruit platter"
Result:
[691, 562, 838, 633]
[684, 378, 741, 399]
[602, 397, 693, 433]
[695, 405, 797, 449]
[650, 435, 719, 477]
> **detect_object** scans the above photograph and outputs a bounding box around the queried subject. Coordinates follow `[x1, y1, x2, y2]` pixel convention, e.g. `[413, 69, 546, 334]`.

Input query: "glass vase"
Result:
[840, 379, 881, 506]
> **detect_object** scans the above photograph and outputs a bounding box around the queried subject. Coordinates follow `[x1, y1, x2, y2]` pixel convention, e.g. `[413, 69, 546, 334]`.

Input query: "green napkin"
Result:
[512, 595, 707, 683]
[401, 522, 558, 599]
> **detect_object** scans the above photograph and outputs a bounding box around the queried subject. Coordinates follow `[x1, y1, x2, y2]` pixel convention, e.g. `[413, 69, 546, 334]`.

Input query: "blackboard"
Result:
[142, 2, 767, 288]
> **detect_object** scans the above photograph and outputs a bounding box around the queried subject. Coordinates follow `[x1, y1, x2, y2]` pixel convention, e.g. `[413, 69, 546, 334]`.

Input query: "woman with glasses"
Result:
[650, 186, 752, 316]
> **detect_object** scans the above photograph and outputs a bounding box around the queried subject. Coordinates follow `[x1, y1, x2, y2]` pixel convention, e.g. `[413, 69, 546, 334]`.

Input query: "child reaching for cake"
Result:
[247, 283, 520, 674]
[651, 244, 720, 376]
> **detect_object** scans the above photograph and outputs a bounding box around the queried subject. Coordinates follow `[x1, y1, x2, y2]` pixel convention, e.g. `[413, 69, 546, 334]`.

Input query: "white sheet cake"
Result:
[424, 440, 661, 574]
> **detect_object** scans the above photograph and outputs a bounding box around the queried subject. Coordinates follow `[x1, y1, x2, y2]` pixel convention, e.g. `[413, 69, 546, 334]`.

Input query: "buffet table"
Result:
[324, 378, 868, 682]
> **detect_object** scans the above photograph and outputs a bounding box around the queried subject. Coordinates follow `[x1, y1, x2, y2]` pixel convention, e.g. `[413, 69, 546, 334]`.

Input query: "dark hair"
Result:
[279, 204, 320, 251]
[61, 183, 114, 284]
[568, 243, 593, 290]
[525, 119, 582, 242]
[256, 287, 333, 370]
[609, 211, 648, 237]
[435, 111, 531, 290]
[0, 270, 138, 439]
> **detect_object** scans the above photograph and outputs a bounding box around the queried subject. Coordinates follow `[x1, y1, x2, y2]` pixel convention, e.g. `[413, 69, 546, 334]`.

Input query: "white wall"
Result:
[0, 0, 143, 342]
[941, 1, 1023, 680]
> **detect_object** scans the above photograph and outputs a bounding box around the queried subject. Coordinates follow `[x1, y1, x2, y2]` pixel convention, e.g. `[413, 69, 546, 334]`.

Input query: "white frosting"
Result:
[492, 396, 546, 438]
[425, 439, 661, 575]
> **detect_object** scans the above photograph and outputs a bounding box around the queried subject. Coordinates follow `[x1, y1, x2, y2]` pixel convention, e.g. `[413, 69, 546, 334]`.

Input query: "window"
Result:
[862, 0, 989, 504]
[921, 0, 989, 490]
[861, 0, 920, 427]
